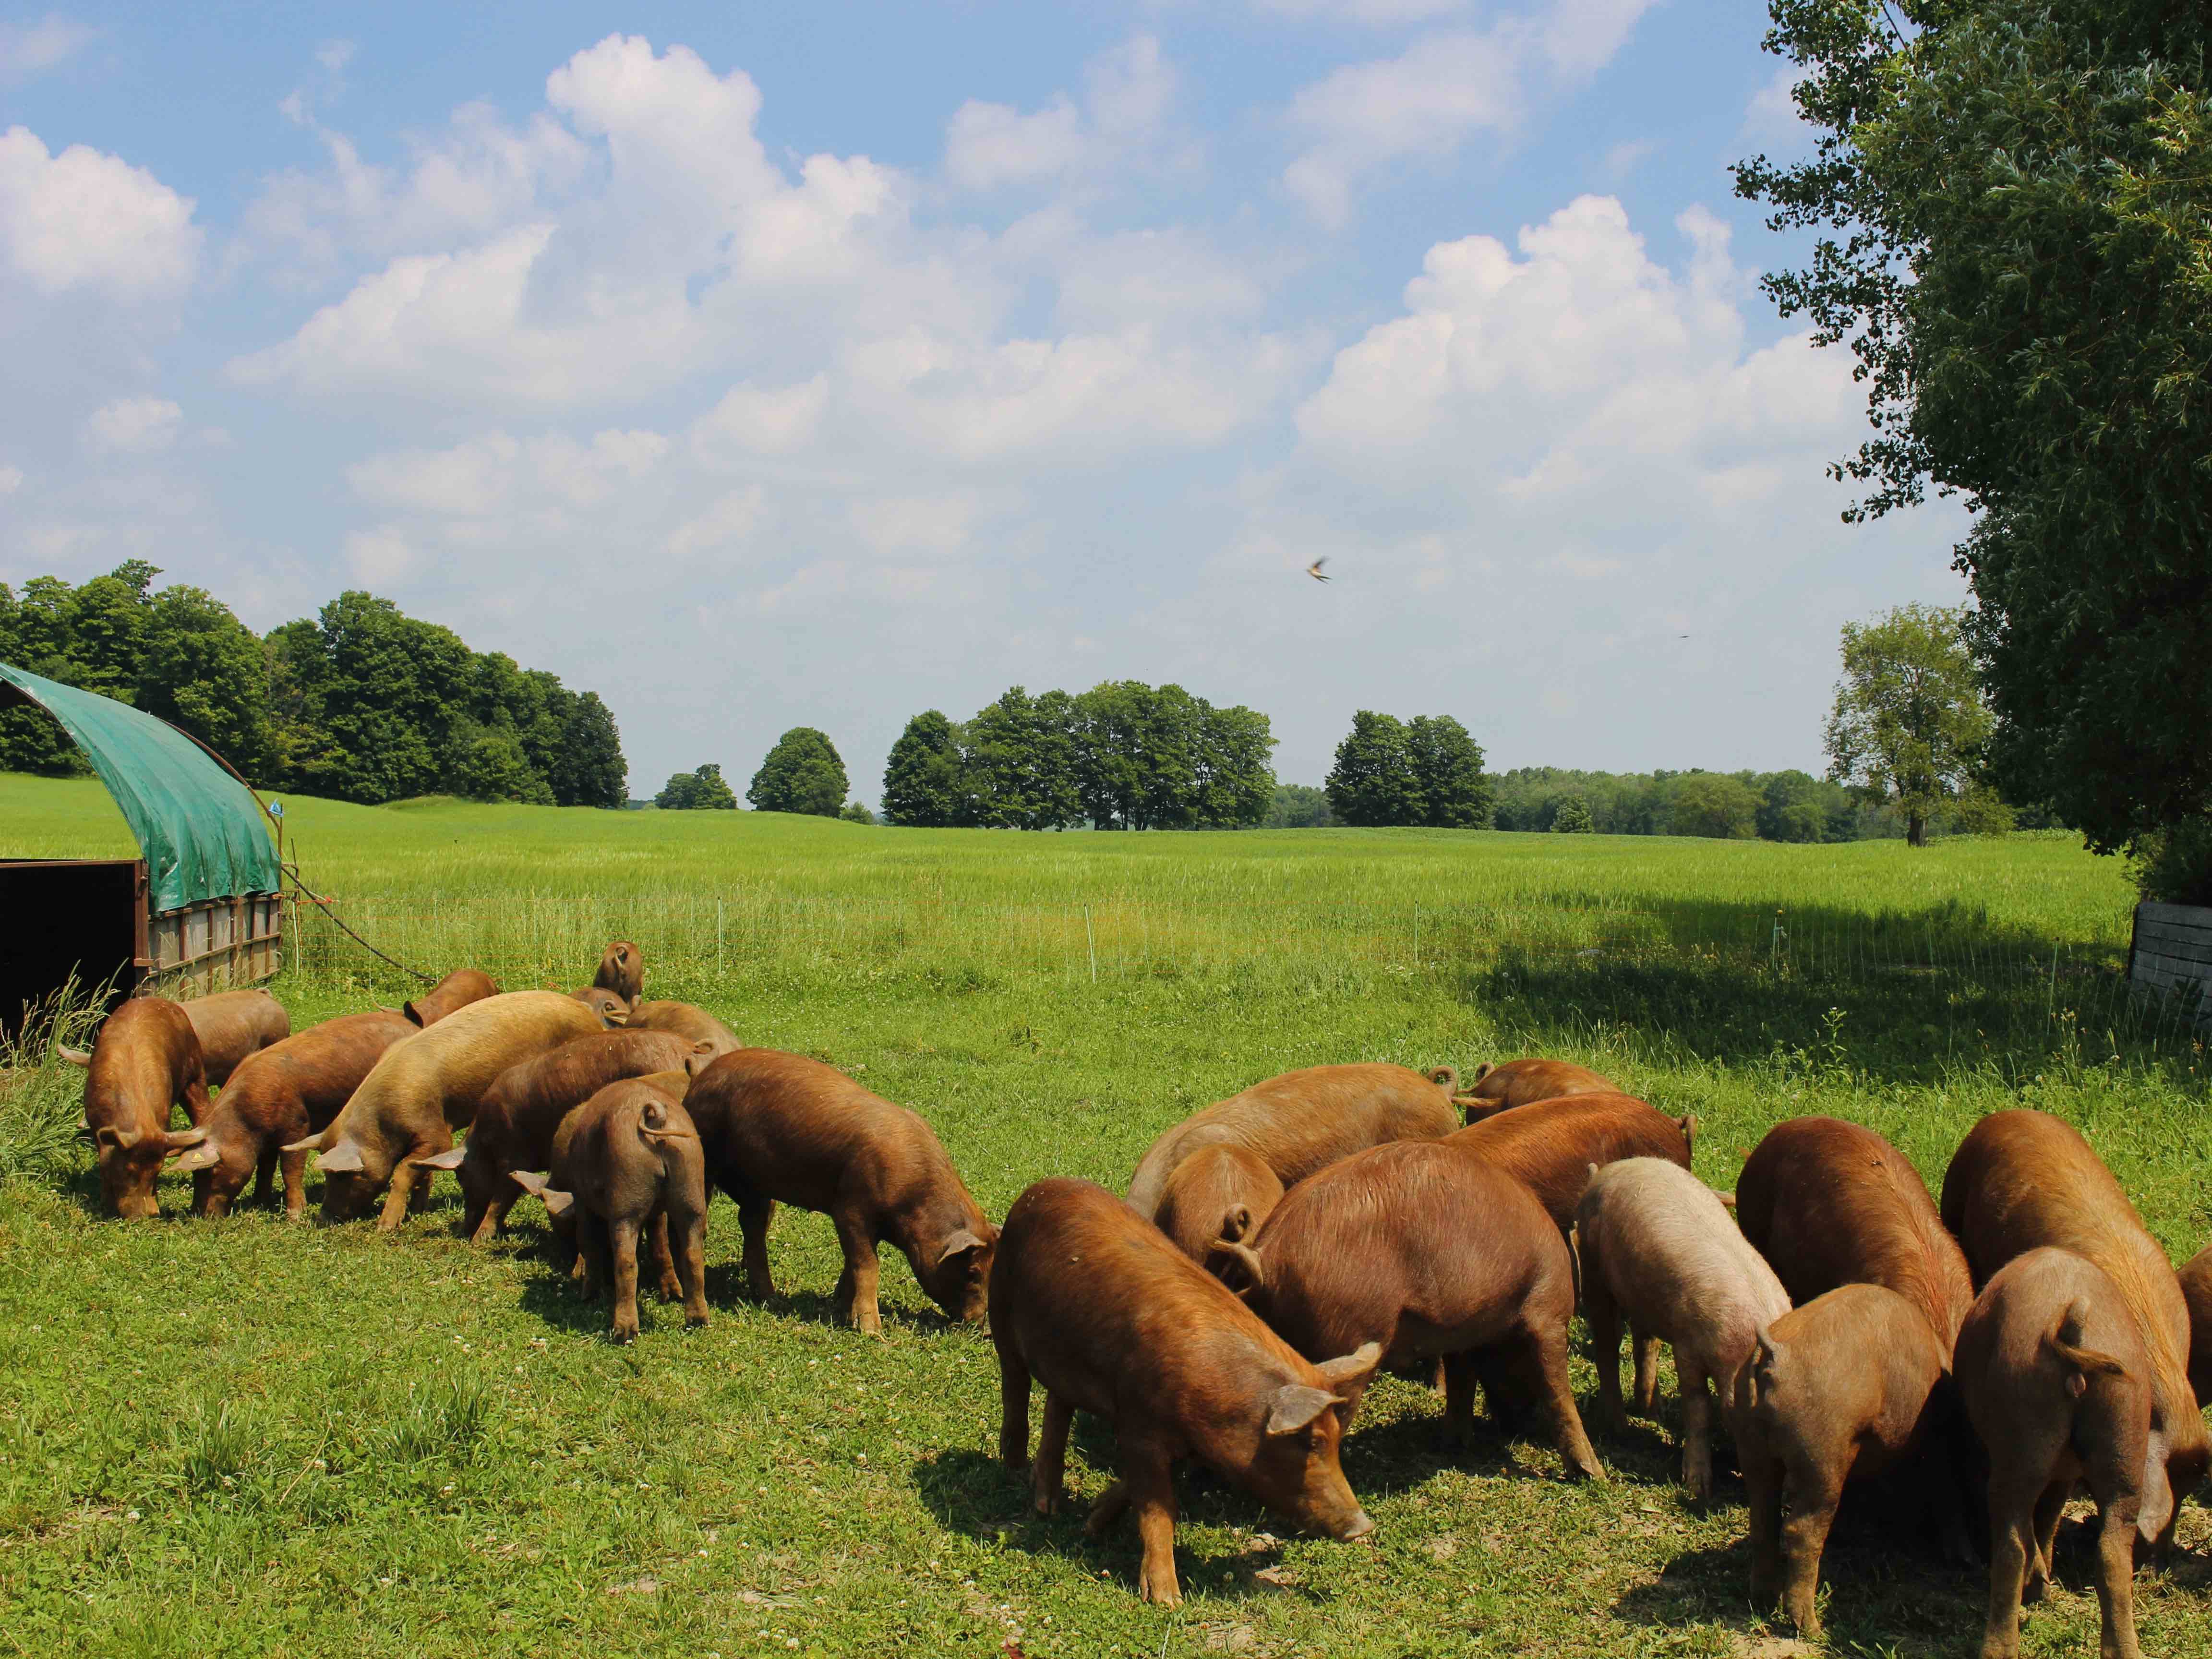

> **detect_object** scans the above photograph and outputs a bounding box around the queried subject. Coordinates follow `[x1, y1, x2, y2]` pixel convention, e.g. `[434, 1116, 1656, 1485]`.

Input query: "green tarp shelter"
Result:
[0, 663, 279, 913]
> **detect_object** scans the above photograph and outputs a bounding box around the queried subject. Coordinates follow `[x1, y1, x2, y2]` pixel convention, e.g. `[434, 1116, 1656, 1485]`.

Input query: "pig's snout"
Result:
[1336, 1509, 1376, 1541]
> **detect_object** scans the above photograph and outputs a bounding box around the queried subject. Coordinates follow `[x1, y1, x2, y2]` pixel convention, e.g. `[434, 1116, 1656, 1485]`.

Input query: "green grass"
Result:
[2, 777, 2209, 1658]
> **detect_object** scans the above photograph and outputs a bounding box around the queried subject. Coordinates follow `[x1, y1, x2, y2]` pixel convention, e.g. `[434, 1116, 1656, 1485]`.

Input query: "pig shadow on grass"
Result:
[1612, 1505, 1982, 1659]
[912, 1443, 1307, 1605]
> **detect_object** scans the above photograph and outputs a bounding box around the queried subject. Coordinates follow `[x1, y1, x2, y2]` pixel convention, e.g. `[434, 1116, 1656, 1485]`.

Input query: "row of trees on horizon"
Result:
[0, 563, 626, 808]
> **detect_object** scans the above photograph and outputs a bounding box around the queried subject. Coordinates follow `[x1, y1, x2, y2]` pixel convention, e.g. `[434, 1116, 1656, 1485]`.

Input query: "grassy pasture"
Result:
[2, 776, 2209, 1658]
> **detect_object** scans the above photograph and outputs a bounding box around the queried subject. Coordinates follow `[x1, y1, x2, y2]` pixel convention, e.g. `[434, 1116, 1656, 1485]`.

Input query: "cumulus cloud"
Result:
[1281, 0, 1658, 224]
[1740, 63, 1814, 155]
[0, 126, 200, 301]
[0, 464, 23, 495]
[83, 396, 183, 453]
[0, 14, 93, 83]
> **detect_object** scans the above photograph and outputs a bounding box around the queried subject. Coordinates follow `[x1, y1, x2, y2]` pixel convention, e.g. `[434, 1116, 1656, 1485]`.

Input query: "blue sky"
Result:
[0, 1, 1967, 800]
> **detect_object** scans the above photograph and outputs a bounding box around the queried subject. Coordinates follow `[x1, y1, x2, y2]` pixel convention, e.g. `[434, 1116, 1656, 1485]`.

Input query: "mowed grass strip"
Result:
[2, 782, 2209, 1657]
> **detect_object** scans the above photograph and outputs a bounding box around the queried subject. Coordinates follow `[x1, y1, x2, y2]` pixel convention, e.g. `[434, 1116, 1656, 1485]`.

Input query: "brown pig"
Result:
[1459, 1057, 1619, 1121]
[623, 998, 741, 1056]
[415, 1027, 706, 1243]
[1736, 1116, 1974, 1349]
[1152, 1142, 1284, 1263]
[1125, 1062, 1460, 1220]
[1733, 1284, 1951, 1635]
[289, 990, 609, 1229]
[683, 1047, 996, 1332]
[1212, 1137, 1603, 1479]
[592, 940, 643, 1002]
[175, 988, 289, 1085]
[1941, 1109, 2209, 1548]
[61, 988, 286, 1085]
[1955, 1248, 2151, 1659]
[514, 1079, 709, 1342]
[1576, 1156, 1792, 1496]
[570, 986, 633, 1022]
[2179, 1244, 2212, 1407]
[190, 1010, 417, 1219]
[402, 968, 501, 1027]
[1448, 1093, 1693, 1233]
[992, 1177, 1382, 1605]
[81, 997, 211, 1219]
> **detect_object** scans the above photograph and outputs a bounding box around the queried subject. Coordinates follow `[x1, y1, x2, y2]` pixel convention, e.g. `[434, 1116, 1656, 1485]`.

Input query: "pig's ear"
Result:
[402, 999, 427, 1026]
[316, 1139, 367, 1174]
[1471, 1063, 1493, 1084]
[509, 1169, 551, 1196]
[411, 1146, 467, 1171]
[95, 1126, 144, 1152]
[1313, 1341, 1382, 1394]
[1264, 1384, 1340, 1437]
[2138, 1431, 2175, 1545]
[166, 1134, 221, 1171]
[936, 1229, 988, 1268]
[279, 1135, 320, 1155]
[539, 1187, 574, 1218]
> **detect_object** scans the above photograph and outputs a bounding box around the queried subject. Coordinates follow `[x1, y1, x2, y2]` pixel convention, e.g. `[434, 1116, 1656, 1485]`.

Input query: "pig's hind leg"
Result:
[996, 1338, 1033, 1473]
[737, 1194, 777, 1301]
[1979, 1469, 2046, 1659]
[1031, 1393, 1074, 1516]
[607, 1215, 644, 1343]
[649, 1211, 683, 1301]
[1582, 1263, 1629, 1434]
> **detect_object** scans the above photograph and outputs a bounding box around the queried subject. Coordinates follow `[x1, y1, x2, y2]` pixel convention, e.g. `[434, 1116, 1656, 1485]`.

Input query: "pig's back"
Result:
[1584, 1157, 1788, 1344]
[1128, 1063, 1455, 1215]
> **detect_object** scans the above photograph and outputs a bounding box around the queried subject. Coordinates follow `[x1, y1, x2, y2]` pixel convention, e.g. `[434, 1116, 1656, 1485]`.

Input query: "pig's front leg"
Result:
[1777, 1461, 1841, 1635]
[251, 1148, 278, 1208]
[1584, 1275, 1627, 1433]
[832, 1213, 881, 1334]
[608, 1215, 643, 1343]
[1032, 1393, 1073, 1516]
[378, 1159, 421, 1232]
[1441, 1352, 1478, 1443]
[1126, 1448, 1181, 1607]
[1632, 1328, 1658, 1415]
[1743, 1439, 1783, 1615]
[281, 1144, 309, 1222]
[1679, 1362, 1713, 1500]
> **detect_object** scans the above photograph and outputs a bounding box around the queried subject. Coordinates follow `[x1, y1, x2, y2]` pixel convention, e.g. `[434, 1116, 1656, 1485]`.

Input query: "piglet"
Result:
[592, 939, 644, 1003]
[513, 1078, 709, 1343]
[417, 1027, 708, 1243]
[993, 1177, 1382, 1605]
[1151, 1142, 1283, 1263]
[402, 968, 501, 1027]
[1576, 1157, 1791, 1497]
[1733, 1283, 1950, 1635]
[684, 1047, 996, 1332]
[623, 999, 742, 1057]
[1459, 1057, 1619, 1121]
[1955, 1247, 2150, 1659]
[81, 997, 212, 1219]
[191, 1009, 417, 1218]
[1214, 1136, 1602, 1479]
[2175, 1243, 2212, 1411]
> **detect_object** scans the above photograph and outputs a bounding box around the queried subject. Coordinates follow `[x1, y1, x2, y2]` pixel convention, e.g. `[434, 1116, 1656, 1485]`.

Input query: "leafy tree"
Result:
[1069, 681, 1149, 830]
[548, 693, 627, 808]
[747, 728, 849, 816]
[1191, 700, 1277, 829]
[444, 714, 551, 804]
[1736, 0, 2212, 867]
[1406, 715, 1492, 828]
[1325, 711, 1424, 827]
[962, 688, 1080, 830]
[268, 591, 474, 803]
[839, 800, 877, 825]
[1669, 773, 1762, 839]
[1756, 770, 1833, 844]
[1265, 783, 1334, 829]
[657, 763, 738, 810]
[881, 710, 968, 828]
[1551, 795, 1595, 833]
[1824, 605, 1992, 848]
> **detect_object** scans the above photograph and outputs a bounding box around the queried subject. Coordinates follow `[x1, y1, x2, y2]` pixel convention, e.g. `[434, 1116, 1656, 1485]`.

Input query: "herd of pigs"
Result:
[63, 941, 2212, 1654]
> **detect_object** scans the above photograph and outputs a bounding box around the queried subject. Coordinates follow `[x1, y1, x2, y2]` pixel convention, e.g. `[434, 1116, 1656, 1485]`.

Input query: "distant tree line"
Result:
[881, 682, 1275, 830]
[1489, 767, 2013, 842]
[0, 561, 627, 807]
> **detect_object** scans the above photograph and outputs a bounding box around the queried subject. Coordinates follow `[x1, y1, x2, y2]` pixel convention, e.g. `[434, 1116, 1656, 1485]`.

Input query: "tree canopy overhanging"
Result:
[1736, 0, 2212, 872]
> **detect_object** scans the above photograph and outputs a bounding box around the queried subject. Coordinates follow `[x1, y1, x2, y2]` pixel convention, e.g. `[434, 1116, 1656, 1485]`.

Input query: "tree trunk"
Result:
[1907, 812, 1926, 848]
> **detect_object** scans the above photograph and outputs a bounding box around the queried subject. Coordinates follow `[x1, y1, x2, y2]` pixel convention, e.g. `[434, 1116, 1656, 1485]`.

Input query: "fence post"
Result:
[1085, 905, 1097, 986]
[1413, 904, 1420, 968]
[718, 896, 725, 974]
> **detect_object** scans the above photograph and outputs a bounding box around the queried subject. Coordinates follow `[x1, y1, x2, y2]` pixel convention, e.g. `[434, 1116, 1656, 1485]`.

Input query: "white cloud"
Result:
[344, 524, 418, 585]
[1255, 0, 1469, 20]
[0, 464, 23, 495]
[942, 35, 1176, 193]
[666, 487, 765, 557]
[348, 427, 670, 518]
[1741, 64, 1813, 154]
[690, 376, 830, 465]
[83, 396, 183, 453]
[0, 14, 93, 83]
[1280, 1, 1659, 224]
[0, 126, 200, 301]
[848, 493, 979, 555]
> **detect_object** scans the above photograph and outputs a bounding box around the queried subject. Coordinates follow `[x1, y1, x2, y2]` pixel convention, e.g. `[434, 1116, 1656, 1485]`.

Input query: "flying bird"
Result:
[1306, 557, 1330, 582]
